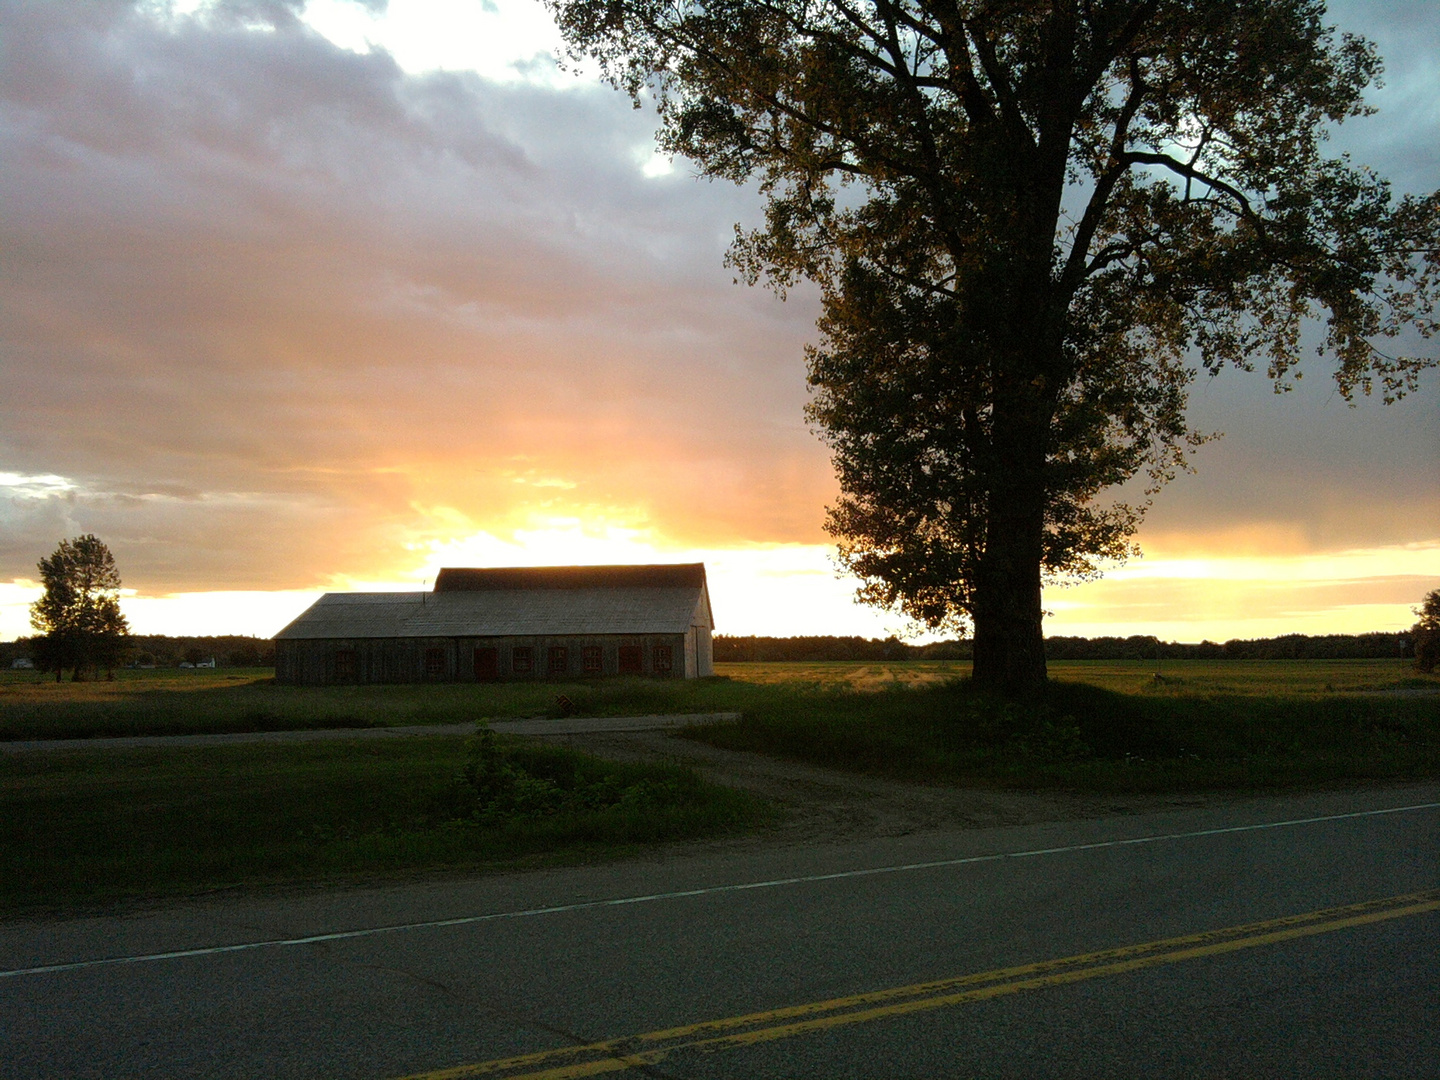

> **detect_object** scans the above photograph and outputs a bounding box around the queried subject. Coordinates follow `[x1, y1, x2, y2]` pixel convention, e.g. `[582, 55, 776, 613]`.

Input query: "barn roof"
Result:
[434, 563, 706, 591]
[275, 565, 712, 640]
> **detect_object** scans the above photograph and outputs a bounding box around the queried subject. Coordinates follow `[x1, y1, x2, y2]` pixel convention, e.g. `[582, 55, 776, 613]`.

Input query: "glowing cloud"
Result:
[0, 1, 1436, 643]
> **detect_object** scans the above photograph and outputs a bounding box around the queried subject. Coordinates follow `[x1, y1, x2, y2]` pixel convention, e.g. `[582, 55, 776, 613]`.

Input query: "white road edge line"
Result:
[5, 800, 1438, 980]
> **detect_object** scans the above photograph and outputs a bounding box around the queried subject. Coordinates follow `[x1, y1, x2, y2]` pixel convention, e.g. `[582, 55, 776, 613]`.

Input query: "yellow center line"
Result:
[393, 888, 1439, 1080]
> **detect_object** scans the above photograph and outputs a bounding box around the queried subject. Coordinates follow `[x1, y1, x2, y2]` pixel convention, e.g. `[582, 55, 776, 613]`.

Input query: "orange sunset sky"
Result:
[1, 0, 1437, 644]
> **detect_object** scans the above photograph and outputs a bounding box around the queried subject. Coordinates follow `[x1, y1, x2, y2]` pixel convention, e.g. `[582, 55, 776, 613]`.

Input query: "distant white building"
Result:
[274, 564, 716, 686]
[10, 658, 34, 669]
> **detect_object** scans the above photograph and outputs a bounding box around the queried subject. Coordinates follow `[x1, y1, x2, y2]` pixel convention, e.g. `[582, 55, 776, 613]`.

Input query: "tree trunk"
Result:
[970, 516, 1047, 696]
[970, 404, 1050, 697]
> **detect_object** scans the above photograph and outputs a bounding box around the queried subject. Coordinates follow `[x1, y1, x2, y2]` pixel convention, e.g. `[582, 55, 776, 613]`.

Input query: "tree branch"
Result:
[1059, 55, 1147, 296]
[960, 15, 1035, 151]
[926, 0, 998, 125]
[1121, 151, 1257, 219]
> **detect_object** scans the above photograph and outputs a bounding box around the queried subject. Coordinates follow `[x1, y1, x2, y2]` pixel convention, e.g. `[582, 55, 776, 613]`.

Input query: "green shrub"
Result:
[443, 726, 697, 823]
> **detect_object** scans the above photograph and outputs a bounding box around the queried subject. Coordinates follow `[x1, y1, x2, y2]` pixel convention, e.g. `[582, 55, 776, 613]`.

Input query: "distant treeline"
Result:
[3, 632, 1413, 670]
[1045, 633, 1412, 660]
[715, 636, 970, 662]
[714, 632, 1414, 663]
[2, 635, 276, 668]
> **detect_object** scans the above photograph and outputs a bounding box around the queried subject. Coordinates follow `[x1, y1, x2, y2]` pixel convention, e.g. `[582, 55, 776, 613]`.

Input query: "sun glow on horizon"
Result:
[3, 529, 1435, 644]
[349, 520, 920, 639]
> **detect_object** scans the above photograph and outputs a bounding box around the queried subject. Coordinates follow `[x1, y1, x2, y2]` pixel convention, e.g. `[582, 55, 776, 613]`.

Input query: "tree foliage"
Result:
[1414, 588, 1440, 674]
[29, 535, 130, 681]
[550, 0, 1440, 692]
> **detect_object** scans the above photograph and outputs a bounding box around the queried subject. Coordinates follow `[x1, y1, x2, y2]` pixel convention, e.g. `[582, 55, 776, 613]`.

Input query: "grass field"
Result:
[687, 660, 1440, 793]
[720, 658, 1432, 696]
[1, 659, 1429, 741]
[3, 659, 1435, 911]
[0, 732, 770, 913]
[0, 667, 769, 740]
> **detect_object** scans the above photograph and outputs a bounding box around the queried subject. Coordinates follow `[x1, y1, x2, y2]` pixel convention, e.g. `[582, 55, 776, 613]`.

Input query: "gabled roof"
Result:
[274, 592, 430, 640]
[275, 564, 713, 640]
[434, 563, 706, 591]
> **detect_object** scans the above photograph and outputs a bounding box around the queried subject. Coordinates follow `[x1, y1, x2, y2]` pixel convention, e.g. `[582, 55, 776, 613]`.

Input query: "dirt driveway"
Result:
[529, 727, 1223, 850]
[0, 712, 1248, 855]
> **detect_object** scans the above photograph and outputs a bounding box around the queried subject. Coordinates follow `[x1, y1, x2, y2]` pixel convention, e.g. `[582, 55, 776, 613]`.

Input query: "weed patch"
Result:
[441, 727, 724, 826]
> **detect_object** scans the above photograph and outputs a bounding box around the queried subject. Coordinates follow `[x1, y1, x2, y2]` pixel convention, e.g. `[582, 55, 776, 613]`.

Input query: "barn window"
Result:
[582, 645, 602, 675]
[653, 645, 673, 675]
[618, 645, 642, 674]
[334, 649, 356, 681]
[473, 647, 498, 681]
[424, 647, 445, 678]
[512, 646, 534, 674]
[548, 646, 568, 676]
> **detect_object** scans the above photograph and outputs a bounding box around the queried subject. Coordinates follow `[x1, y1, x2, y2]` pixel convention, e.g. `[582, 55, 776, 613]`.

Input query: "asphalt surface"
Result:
[3, 783, 1437, 1078]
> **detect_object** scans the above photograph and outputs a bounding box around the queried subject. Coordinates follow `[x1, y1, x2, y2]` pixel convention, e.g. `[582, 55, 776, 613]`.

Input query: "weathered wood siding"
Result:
[275, 633, 690, 686]
[693, 623, 714, 677]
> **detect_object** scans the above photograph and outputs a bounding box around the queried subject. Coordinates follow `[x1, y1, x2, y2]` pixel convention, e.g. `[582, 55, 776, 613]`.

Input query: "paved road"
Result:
[2, 784, 1436, 1078]
[0, 713, 740, 752]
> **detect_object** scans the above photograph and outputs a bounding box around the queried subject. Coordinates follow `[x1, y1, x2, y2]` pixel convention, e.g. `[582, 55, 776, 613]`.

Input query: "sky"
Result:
[1, 0, 1436, 644]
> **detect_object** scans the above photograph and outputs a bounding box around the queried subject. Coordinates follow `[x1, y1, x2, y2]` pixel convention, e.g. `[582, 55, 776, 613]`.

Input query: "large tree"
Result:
[30, 535, 130, 682]
[1414, 588, 1440, 674]
[550, 0, 1440, 694]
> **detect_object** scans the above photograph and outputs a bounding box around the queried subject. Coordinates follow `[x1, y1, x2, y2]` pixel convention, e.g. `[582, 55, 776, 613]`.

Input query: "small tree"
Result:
[1413, 588, 1440, 674]
[29, 535, 130, 682]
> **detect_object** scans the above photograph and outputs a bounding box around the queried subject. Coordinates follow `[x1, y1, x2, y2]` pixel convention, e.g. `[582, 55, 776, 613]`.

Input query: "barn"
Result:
[273, 563, 715, 686]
